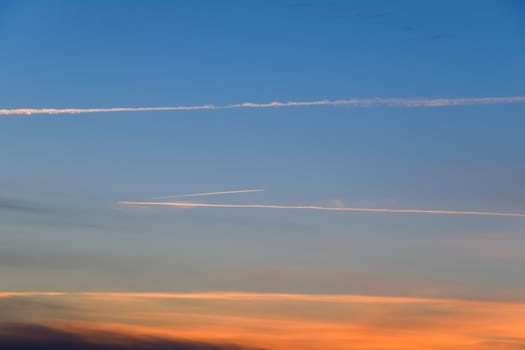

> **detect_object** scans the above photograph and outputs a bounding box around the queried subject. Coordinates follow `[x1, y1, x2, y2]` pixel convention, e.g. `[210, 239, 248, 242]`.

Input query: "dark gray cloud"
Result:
[0, 299, 69, 323]
[0, 196, 41, 213]
[0, 324, 263, 350]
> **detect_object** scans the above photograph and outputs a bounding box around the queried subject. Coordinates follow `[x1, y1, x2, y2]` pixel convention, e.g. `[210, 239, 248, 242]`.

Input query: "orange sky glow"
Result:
[2, 291, 524, 350]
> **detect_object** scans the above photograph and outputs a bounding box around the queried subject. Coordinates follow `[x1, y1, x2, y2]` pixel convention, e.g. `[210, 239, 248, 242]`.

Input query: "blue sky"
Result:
[1, 0, 525, 304]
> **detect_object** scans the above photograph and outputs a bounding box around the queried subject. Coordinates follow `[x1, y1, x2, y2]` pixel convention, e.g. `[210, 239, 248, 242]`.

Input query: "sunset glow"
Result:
[1, 1, 524, 349]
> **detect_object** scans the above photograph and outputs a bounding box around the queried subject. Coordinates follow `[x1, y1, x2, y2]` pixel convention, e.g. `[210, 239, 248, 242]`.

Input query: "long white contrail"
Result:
[0, 105, 216, 115]
[151, 189, 264, 200]
[226, 96, 525, 108]
[2, 96, 525, 116]
[118, 200, 525, 218]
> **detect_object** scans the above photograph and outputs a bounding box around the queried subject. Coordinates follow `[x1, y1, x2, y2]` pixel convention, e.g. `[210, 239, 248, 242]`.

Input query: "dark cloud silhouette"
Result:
[0, 193, 62, 216]
[0, 324, 263, 350]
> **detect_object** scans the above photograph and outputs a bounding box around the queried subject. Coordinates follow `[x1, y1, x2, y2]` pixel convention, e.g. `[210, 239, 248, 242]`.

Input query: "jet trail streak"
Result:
[118, 201, 525, 218]
[2, 96, 525, 116]
[152, 189, 264, 200]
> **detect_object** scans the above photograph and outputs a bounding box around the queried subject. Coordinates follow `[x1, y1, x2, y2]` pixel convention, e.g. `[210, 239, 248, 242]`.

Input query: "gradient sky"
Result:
[1, 1, 525, 349]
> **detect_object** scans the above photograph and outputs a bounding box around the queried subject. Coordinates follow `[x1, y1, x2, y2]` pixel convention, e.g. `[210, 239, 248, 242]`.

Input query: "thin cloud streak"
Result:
[1, 291, 521, 306]
[2, 96, 525, 116]
[118, 200, 525, 218]
[151, 189, 264, 200]
[0, 292, 66, 298]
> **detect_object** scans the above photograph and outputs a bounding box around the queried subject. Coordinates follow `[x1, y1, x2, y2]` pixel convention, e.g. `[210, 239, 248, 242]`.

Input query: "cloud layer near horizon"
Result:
[2, 96, 525, 116]
[1, 292, 524, 350]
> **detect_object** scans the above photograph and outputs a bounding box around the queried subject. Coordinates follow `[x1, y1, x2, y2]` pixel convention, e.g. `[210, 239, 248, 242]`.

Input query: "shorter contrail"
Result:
[151, 189, 264, 200]
[2, 96, 525, 116]
[118, 200, 525, 218]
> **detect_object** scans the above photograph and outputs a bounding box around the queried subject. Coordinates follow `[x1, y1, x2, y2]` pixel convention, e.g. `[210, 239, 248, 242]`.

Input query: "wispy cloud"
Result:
[118, 200, 525, 218]
[0, 291, 519, 306]
[226, 96, 525, 108]
[2, 96, 525, 116]
[0, 196, 45, 213]
[0, 292, 65, 298]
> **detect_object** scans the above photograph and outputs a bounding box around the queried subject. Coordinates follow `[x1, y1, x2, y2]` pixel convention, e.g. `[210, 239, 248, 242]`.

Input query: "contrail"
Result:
[151, 189, 264, 200]
[2, 96, 525, 116]
[226, 96, 525, 108]
[118, 200, 525, 218]
[0, 105, 216, 115]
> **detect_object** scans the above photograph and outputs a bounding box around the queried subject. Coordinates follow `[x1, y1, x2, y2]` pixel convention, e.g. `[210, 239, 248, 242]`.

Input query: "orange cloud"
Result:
[1, 291, 524, 349]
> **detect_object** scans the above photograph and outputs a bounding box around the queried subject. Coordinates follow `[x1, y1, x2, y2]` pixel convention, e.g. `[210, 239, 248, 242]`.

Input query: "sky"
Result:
[1, 1, 525, 349]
